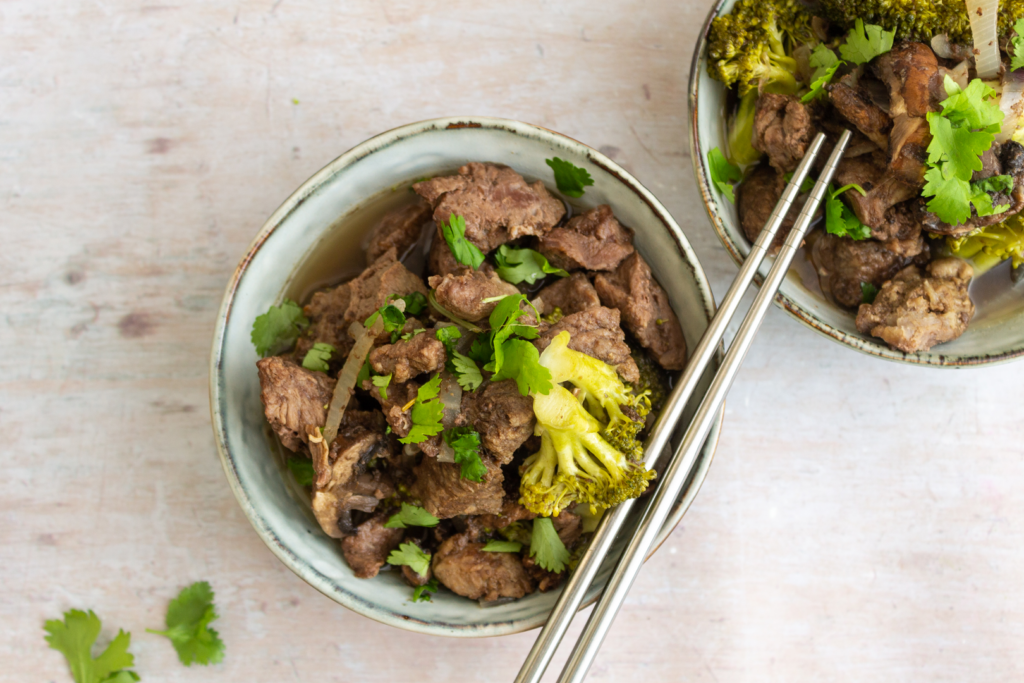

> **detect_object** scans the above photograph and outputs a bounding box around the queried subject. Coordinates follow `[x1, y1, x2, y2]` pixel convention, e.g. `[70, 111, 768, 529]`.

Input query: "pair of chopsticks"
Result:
[516, 129, 851, 683]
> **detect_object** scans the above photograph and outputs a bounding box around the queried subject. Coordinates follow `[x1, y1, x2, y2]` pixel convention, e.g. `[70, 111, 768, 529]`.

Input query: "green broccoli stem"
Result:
[728, 90, 762, 166]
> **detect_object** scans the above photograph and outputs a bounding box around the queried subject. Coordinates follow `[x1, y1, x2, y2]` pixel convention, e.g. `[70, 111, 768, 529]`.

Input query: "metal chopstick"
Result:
[514, 130, 829, 683]
[555, 129, 852, 683]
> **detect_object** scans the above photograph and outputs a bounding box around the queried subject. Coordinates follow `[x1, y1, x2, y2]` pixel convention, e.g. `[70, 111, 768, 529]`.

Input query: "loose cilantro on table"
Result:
[545, 157, 593, 198]
[146, 581, 224, 667]
[287, 457, 315, 487]
[825, 184, 872, 240]
[443, 427, 487, 482]
[371, 373, 392, 401]
[482, 539, 523, 553]
[451, 351, 483, 391]
[397, 374, 445, 444]
[301, 342, 334, 373]
[387, 542, 432, 577]
[441, 214, 485, 269]
[494, 245, 569, 285]
[385, 502, 440, 529]
[411, 579, 440, 603]
[250, 299, 308, 357]
[839, 19, 895, 64]
[707, 147, 743, 203]
[44, 609, 139, 683]
[860, 282, 879, 304]
[801, 44, 842, 103]
[1012, 19, 1024, 71]
[529, 518, 570, 573]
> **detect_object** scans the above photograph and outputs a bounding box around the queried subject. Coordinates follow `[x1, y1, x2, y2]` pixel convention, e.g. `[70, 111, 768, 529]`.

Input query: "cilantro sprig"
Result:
[451, 351, 483, 391]
[371, 373, 392, 400]
[443, 427, 488, 482]
[44, 609, 139, 683]
[546, 157, 594, 198]
[494, 245, 569, 285]
[441, 214, 485, 269]
[482, 539, 523, 553]
[385, 502, 440, 529]
[301, 342, 334, 372]
[707, 147, 742, 203]
[825, 183, 871, 240]
[860, 282, 879, 304]
[1012, 19, 1024, 71]
[838, 19, 895, 65]
[398, 374, 445, 444]
[529, 518, 570, 573]
[412, 578, 440, 602]
[251, 299, 308, 357]
[147, 581, 225, 667]
[396, 291, 428, 316]
[801, 44, 842, 103]
[485, 295, 553, 396]
[387, 542, 432, 577]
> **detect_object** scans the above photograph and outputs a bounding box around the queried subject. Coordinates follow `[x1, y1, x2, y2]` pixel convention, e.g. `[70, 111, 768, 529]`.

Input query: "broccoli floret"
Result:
[946, 216, 1024, 275]
[817, 0, 1024, 44]
[629, 347, 670, 420]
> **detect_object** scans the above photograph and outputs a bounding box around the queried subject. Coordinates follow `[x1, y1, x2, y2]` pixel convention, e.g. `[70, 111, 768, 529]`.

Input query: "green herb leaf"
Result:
[251, 300, 308, 357]
[825, 185, 872, 240]
[860, 282, 879, 304]
[286, 457, 315, 487]
[494, 245, 570, 284]
[467, 332, 495, 366]
[972, 174, 1015, 195]
[482, 539, 523, 553]
[400, 328, 425, 342]
[443, 427, 488, 482]
[301, 342, 334, 373]
[529, 518, 570, 573]
[396, 291, 428, 316]
[491, 338, 553, 396]
[940, 78, 1004, 133]
[1013, 19, 1024, 71]
[923, 167, 974, 226]
[801, 45, 843, 103]
[451, 351, 483, 391]
[783, 170, 815, 194]
[839, 19, 895, 64]
[440, 214, 485, 269]
[387, 542, 431, 577]
[398, 374, 445, 444]
[385, 502, 440, 529]
[44, 610, 138, 683]
[146, 581, 224, 667]
[364, 303, 407, 333]
[707, 147, 743, 203]
[356, 357, 371, 389]
[545, 157, 594, 198]
[371, 373, 392, 401]
[411, 578, 440, 603]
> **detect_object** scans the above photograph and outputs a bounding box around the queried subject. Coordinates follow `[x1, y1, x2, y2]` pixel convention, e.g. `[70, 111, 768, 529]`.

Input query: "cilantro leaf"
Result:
[395, 291, 428, 316]
[545, 157, 594, 198]
[286, 457, 315, 486]
[441, 214, 485, 269]
[839, 19, 894, 64]
[801, 60, 841, 103]
[972, 174, 1014, 195]
[491, 339, 553, 396]
[371, 373, 392, 401]
[860, 282, 879, 304]
[387, 542, 431, 577]
[44, 609, 138, 683]
[940, 78, 1003, 133]
[146, 581, 225, 667]
[1013, 19, 1024, 71]
[923, 167, 974, 226]
[467, 332, 495, 366]
[783, 170, 815, 194]
[926, 112, 991, 179]
[707, 147, 742, 203]
[970, 191, 1010, 218]
[488, 294, 541, 375]
[251, 299, 308, 357]
[482, 539, 523, 553]
[494, 245, 570, 285]
[801, 45, 842, 103]
[385, 502, 440, 529]
[398, 374, 445, 444]
[824, 185, 872, 240]
[435, 325, 462, 356]
[443, 427, 487, 482]
[364, 303, 407, 333]
[411, 579, 440, 603]
[529, 518, 570, 573]
[301, 342, 334, 373]
[400, 328, 425, 342]
[451, 351, 483, 391]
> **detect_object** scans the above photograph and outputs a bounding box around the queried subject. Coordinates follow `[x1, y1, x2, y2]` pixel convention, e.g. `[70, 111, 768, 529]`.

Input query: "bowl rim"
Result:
[687, 0, 1024, 368]
[209, 115, 724, 636]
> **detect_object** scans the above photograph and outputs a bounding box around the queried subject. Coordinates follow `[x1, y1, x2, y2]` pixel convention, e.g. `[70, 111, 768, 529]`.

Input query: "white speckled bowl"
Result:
[209, 117, 723, 636]
[689, 0, 1024, 366]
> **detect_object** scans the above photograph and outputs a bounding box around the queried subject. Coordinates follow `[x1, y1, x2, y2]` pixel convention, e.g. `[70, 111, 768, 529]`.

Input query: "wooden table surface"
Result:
[4, 1, 1023, 681]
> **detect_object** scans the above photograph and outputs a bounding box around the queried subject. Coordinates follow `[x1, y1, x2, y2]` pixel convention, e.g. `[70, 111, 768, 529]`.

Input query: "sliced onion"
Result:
[323, 319, 378, 444]
[343, 495, 380, 513]
[931, 34, 956, 60]
[439, 371, 463, 428]
[967, 0, 1000, 79]
[998, 68, 1024, 142]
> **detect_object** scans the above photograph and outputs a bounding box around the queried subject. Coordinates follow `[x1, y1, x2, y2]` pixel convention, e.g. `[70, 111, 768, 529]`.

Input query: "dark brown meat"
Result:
[810, 231, 923, 309]
[832, 155, 918, 239]
[365, 200, 431, 265]
[593, 252, 687, 370]
[534, 306, 641, 383]
[752, 93, 817, 173]
[428, 268, 519, 322]
[461, 380, 535, 464]
[256, 356, 336, 452]
[402, 557, 432, 587]
[523, 555, 563, 592]
[295, 282, 354, 363]
[414, 162, 565, 253]
[311, 427, 393, 538]
[410, 454, 505, 518]
[340, 511, 404, 579]
[827, 80, 892, 151]
[737, 165, 803, 255]
[427, 224, 462, 277]
[551, 511, 583, 548]
[432, 531, 534, 601]
[345, 248, 429, 327]
[368, 331, 446, 383]
[534, 273, 601, 317]
[363, 379, 419, 438]
[536, 205, 634, 271]
[475, 499, 536, 530]
[856, 258, 975, 352]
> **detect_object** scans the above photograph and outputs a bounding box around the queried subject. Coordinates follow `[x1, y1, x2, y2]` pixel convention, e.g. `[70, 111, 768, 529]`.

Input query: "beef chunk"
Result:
[368, 331, 446, 383]
[827, 80, 892, 151]
[432, 531, 534, 601]
[593, 253, 687, 370]
[295, 282, 354, 363]
[363, 379, 419, 438]
[534, 273, 601, 317]
[551, 511, 582, 548]
[401, 556, 432, 587]
[462, 380, 536, 464]
[810, 231, 922, 309]
[414, 162, 565, 253]
[475, 499, 536, 530]
[832, 155, 918, 239]
[428, 269, 519, 322]
[365, 201, 431, 265]
[752, 93, 817, 173]
[737, 165, 804, 255]
[345, 248, 429, 327]
[410, 454, 505, 518]
[256, 356, 336, 452]
[536, 205, 634, 271]
[427, 224, 462, 277]
[856, 258, 975, 353]
[534, 306, 640, 383]
[523, 555, 563, 593]
[340, 511, 404, 579]
[310, 427, 393, 538]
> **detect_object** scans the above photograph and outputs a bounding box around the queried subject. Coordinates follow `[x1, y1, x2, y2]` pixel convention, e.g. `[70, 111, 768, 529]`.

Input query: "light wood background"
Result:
[3, 1, 1023, 681]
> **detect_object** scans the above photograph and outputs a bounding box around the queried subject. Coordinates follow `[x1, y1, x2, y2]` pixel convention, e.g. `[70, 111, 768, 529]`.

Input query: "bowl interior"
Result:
[210, 117, 722, 636]
[688, 0, 1024, 366]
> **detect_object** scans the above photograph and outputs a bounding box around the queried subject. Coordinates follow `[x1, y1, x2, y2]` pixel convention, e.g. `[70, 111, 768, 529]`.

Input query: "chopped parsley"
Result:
[441, 214, 485, 269]
[385, 502, 440, 529]
[146, 581, 225, 667]
[301, 342, 334, 373]
[1012, 19, 1024, 71]
[707, 147, 743, 203]
[411, 578, 440, 603]
[838, 19, 895, 65]
[397, 374, 445, 444]
[529, 518, 570, 573]
[494, 245, 569, 285]
[286, 457, 315, 486]
[443, 427, 488, 482]
[250, 299, 308, 357]
[44, 609, 139, 683]
[482, 539, 523, 553]
[371, 373, 392, 401]
[860, 282, 879, 304]
[546, 157, 594, 198]
[387, 542, 431, 577]
[825, 184, 872, 240]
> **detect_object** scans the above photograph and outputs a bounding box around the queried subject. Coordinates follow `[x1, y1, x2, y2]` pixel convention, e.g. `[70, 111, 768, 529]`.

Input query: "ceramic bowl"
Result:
[209, 117, 723, 636]
[688, 0, 1024, 366]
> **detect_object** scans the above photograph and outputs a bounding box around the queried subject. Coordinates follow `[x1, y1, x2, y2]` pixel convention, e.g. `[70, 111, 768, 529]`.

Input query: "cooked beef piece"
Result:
[752, 93, 817, 173]
[364, 379, 419, 438]
[832, 154, 918, 239]
[827, 80, 892, 152]
[534, 273, 601, 317]
[810, 231, 924, 309]
[345, 247, 429, 327]
[534, 307, 641, 383]
[402, 559, 432, 587]
[365, 201, 431, 265]
[973, 148, 1003, 182]
[737, 165, 805, 255]
[340, 510, 404, 579]
[432, 531, 534, 601]
[461, 380, 535, 464]
[310, 427, 393, 538]
[522, 555, 563, 592]
[428, 268, 519, 322]
[536, 205, 634, 272]
[414, 162, 565, 253]
[256, 356, 336, 452]
[878, 202, 926, 258]
[551, 511, 582, 548]
[475, 499, 536, 530]
[340, 407, 387, 434]
[856, 258, 975, 352]
[593, 252, 687, 370]
[368, 331, 446, 383]
[410, 454, 505, 518]
[295, 282, 354, 363]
